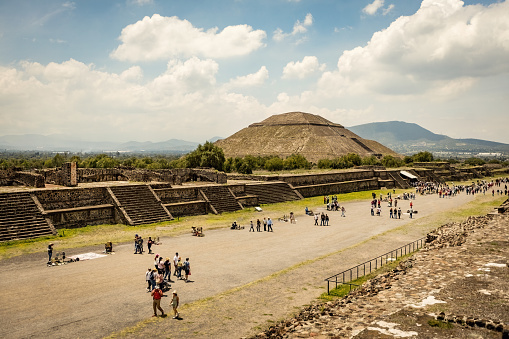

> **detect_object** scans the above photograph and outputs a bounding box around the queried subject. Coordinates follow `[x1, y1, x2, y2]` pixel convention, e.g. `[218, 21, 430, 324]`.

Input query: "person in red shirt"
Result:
[151, 287, 165, 317]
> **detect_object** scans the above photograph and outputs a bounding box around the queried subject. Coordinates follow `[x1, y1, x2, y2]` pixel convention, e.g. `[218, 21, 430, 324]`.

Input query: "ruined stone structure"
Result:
[0, 164, 493, 242]
[215, 112, 400, 163]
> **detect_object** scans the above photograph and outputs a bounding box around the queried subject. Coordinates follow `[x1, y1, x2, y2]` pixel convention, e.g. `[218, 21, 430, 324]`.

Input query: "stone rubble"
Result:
[249, 207, 509, 339]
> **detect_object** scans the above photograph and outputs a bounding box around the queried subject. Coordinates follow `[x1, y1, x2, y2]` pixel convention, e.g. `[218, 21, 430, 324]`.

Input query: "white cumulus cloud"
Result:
[273, 13, 313, 41]
[227, 66, 269, 88]
[318, 0, 509, 98]
[111, 14, 266, 61]
[363, 0, 385, 16]
[282, 56, 326, 79]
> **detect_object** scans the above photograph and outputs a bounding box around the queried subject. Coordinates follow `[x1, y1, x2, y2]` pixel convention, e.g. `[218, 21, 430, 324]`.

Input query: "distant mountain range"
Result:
[1, 122, 507, 157]
[348, 121, 509, 156]
[0, 134, 204, 153]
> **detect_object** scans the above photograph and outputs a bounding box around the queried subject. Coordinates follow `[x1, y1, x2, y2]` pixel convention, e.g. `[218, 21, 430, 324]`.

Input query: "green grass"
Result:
[319, 254, 412, 301]
[428, 319, 454, 329]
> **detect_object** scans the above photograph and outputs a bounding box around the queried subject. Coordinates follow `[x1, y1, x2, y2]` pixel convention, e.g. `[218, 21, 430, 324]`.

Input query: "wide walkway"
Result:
[0, 191, 479, 338]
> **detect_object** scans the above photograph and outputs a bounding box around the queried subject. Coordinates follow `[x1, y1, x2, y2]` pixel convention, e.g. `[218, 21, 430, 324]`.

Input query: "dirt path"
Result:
[0, 192, 488, 338]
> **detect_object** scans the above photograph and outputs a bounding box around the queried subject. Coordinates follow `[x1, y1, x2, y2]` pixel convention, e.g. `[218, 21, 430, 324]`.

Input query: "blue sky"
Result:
[1, 0, 508, 144]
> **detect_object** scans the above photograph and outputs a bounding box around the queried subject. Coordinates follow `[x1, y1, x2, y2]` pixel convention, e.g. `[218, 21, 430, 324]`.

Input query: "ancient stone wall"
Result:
[236, 196, 259, 207]
[35, 187, 112, 210]
[164, 201, 208, 217]
[46, 206, 117, 229]
[295, 178, 380, 197]
[154, 187, 202, 204]
[15, 171, 45, 188]
[278, 170, 375, 187]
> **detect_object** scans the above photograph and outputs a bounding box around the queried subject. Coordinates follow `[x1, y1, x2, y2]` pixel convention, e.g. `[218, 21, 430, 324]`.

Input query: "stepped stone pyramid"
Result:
[215, 112, 399, 163]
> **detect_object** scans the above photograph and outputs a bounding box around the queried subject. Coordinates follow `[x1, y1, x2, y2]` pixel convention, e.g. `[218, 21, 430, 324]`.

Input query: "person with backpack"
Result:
[151, 286, 165, 317]
[146, 268, 154, 292]
[183, 258, 191, 282]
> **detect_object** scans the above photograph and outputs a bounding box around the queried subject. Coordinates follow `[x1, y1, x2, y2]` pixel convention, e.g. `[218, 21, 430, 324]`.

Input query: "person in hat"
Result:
[170, 290, 179, 319]
[47, 243, 54, 262]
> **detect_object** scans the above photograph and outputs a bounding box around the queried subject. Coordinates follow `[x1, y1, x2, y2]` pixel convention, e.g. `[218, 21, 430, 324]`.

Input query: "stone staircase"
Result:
[388, 172, 411, 189]
[245, 182, 302, 204]
[199, 186, 243, 214]
[0, 192, 54, 241]
[109, 185, 173, 225]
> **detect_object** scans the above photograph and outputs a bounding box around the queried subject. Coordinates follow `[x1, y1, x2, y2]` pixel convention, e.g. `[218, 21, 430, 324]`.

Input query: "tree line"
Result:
[1, 145, 506, 174]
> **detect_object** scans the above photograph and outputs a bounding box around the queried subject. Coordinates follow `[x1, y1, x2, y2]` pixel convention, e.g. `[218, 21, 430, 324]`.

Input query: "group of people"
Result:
[150, 286, 180, 319]
[245, 217, 274, 232]
[146, 252, 190, 318]
[134, 234, 157, 254]
[314, 212, 330, 226]
[370, 193, 413, 218]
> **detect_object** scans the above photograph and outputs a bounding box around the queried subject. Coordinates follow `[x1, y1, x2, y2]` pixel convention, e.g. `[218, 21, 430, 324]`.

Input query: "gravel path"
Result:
[0, 192, 481, 338]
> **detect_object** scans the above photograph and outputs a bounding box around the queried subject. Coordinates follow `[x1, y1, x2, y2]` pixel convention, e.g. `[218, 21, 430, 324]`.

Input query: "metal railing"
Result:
[325, 236, 427, 294]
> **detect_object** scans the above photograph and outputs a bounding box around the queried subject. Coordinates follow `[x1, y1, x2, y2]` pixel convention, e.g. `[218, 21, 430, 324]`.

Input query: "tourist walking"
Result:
[314, 214, 319, 225]
[47, 243, 53, 262]
[267, 218, 273, 232]
[134, 235, 140, 254]
[256, 219, 261, 232]
[173, 253, 179, 276]
[325, 214, 329, 226]
[151, 286, 165, 317]
[341, 206, 346, 217]
[171, 290, 180, 319]
[398, 207, 401, 219]
[263, 218, 267, 231]
[146, 267, 154, 292]
[147, 237, 154, 254]
[164, 257, 172, 282]
[183, 258, 191, 282]
[249, 220, 255, 232]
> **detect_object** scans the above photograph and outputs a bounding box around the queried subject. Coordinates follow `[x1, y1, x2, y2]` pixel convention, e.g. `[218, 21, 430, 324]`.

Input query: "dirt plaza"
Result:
[0, 190, 498, 338]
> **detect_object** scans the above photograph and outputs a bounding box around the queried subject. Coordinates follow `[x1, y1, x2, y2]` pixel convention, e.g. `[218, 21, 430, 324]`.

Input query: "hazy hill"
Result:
[0, 134, 200, 153]
[348, 121, 509, 155]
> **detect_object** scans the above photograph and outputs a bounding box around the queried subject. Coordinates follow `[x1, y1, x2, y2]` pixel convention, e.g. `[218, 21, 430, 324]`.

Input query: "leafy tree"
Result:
[317, 159, 332, 169]
[412, 151, 434, 162]
[342, 153, 362, 167]
[403, 156, 413, 164]
[283, 154, 311, 170]
[264, 157, 284, 171]
[464, 157, 485, 166]
[184, 141, 225, 171]
[381, 155, 404, 168]
[362, 155, 382, 166]
[488, 159, 501, 164]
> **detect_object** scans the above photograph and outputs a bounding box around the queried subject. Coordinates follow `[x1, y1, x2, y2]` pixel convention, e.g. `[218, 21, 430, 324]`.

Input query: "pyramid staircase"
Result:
[244, 182, 302, 204]
[109, 185, 173, 226]
[388, 172, 411, 189]
[0, 192, 54, 241]
[199, 186, 243, 214]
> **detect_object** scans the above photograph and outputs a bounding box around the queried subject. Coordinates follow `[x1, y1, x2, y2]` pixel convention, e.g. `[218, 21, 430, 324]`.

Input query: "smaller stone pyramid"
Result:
[215, 112, 399, 163]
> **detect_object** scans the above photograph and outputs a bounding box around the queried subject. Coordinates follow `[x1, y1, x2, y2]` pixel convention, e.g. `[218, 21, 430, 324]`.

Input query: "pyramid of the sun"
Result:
[215, 111, 399, 163]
